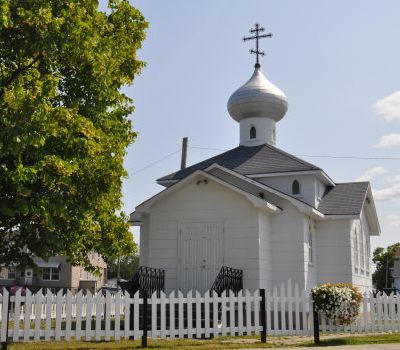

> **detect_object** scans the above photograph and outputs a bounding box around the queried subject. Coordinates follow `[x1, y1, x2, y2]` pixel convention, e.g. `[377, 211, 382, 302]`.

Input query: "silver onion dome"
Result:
[227, 67, 288, 123]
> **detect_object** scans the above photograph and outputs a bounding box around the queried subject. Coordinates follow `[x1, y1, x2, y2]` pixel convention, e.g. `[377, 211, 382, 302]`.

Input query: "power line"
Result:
[296, 154, 400, 160]
[132, 150, 181, 175]
[190, 146, 400, 161]
[131, 145, 400, 175]
[191, 146, 227, 152]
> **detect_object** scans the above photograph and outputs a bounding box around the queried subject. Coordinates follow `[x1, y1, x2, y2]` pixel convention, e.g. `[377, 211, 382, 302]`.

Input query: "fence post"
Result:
[312, 297, 320, 344]
[1, 288, 10, 350]
[129, 290, 134, 340]
[260, 289, 266, 343]
[142, 290, 148, 348]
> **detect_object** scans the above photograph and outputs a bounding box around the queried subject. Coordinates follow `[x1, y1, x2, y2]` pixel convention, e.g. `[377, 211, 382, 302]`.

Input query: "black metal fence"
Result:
[118, 266, 165, 297]
[211, 266, 243, 296]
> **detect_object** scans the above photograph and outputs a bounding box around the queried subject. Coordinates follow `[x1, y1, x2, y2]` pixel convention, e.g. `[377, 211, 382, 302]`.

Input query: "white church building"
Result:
[131, 32, 380, 294]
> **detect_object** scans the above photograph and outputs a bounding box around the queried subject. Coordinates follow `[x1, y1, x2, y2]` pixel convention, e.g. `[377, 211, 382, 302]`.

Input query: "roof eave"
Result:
[364, 185, 381, 236]
[248, 169, 335, 186]
[323, 214, 359, 219]
[157, 179, 177, 186]
[129, 211, 144, 226]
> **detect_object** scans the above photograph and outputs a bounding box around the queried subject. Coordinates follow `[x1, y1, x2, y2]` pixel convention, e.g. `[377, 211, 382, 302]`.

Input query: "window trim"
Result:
[308, 219, 314, 265]
[366, 228, 371, 273]
[292, 180, 301, 195]
[42, 267, 60, 281]
[250, 126, 256, 139]
[0, 266, 16, 280]
[353, 225, 359, 272]
[360, 225, 365, 274]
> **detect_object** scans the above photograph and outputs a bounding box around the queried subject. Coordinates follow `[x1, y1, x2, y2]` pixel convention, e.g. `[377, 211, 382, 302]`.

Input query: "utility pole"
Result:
[385, 255, 389, 289]
[117, 257, 120, 281]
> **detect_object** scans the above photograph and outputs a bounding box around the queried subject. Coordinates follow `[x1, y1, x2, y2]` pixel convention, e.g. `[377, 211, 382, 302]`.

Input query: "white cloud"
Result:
[373, 91, 400, 121]
[374, 134, 400, 148]
[385, 175, 400, 183]
[386, 215, 400, 227]
[355, 166, 387, 182]
[373, 183, 400, 201]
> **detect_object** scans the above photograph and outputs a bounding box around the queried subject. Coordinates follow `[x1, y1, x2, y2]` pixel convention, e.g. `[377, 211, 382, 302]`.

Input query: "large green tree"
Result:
[0, 0, 147, 271]
[372, 243, 400, 290]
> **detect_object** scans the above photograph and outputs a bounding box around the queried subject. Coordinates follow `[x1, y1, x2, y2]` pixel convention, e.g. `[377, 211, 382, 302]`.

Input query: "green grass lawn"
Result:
[297, 333, 400, 347]
[5, 333, 400, 349]
[7, 337, 269, 350]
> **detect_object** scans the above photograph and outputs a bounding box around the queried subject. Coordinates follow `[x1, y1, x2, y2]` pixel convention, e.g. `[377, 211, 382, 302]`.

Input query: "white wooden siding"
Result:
[144, 178, 261, 292]
[315, 219, 353, 286]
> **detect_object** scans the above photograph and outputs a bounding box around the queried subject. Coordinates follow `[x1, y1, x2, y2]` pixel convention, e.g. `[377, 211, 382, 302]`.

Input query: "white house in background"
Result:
[131, 49, 380, 294]
[393, 247, 400, 290]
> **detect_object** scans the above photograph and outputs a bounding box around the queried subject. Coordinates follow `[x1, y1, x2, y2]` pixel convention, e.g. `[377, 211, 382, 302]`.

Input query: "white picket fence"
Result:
[0, 287, 266, 342]
[2, 291, 126, 322]
[318, 291, 400, 334]
[1, 281, 400, 343]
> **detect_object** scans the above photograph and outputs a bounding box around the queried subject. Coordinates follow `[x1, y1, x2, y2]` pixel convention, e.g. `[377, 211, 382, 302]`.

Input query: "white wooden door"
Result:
[179, 222, 224, 293]
[24, 268, 33, 285]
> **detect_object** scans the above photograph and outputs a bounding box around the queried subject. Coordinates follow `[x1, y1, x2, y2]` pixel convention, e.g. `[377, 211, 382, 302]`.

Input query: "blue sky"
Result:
[103, 1, 400, 254]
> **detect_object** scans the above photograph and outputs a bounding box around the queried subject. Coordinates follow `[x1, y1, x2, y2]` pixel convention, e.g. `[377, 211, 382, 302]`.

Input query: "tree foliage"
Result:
[0, 0, 147, 270]
[372, 243, 400, 290]
[107, 254, 139, 280]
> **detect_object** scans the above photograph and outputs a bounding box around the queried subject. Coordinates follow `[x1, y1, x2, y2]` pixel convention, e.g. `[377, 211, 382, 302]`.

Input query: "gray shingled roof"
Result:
[158, 144, 320, 182]
[317, 182, 369, 215]
[208, 167, 283, 207]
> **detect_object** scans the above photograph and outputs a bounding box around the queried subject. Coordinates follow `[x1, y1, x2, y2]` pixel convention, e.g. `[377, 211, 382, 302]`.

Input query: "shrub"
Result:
[311, 283, 363, 325]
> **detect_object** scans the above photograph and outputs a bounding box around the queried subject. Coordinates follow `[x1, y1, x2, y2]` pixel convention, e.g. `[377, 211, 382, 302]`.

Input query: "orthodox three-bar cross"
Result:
[243, 23, 272, 68]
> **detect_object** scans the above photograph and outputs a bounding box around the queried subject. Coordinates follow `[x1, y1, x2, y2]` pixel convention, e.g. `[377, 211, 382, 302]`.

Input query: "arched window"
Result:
[308, 219, 314, 264]
[292, 180, 300, 195]
[250, 126, 256, 139]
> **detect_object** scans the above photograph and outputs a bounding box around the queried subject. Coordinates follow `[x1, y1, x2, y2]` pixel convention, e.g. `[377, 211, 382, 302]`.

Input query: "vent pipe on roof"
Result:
[180, 137, 188, 170]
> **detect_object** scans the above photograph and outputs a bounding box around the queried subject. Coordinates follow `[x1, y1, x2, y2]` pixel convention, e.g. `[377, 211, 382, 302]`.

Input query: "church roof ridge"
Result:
[157, 143, 321, 184]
